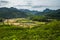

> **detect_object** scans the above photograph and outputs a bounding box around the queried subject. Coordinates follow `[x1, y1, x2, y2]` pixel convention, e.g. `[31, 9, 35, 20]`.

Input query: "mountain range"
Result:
[0, 7, 60, 19]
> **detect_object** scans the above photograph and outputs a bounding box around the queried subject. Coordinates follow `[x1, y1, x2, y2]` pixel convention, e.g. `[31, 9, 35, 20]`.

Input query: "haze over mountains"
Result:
[0, 7, 60, 19]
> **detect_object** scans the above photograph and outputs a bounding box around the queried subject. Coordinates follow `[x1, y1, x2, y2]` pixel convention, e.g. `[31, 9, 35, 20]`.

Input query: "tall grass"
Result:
[0, 20, 60, 40]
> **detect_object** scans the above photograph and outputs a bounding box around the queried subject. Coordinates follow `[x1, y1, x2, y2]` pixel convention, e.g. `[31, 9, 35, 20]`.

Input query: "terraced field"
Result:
[3, 18, 46, 28]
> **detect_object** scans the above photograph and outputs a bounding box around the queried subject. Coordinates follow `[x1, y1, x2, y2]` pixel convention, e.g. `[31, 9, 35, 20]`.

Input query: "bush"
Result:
[0, 20, 60, 40]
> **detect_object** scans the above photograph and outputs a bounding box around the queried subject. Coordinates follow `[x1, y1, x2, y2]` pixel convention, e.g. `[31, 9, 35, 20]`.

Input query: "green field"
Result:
[0, 20, 60, 40]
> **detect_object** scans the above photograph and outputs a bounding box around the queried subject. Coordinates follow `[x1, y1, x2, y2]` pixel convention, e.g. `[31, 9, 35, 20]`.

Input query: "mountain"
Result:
[43, 8, 54, 12]
[0, 7, 60, 19]
[0, 7, 40, 19]
[45, 9, 60, 19]
[0, 7, 28, 18]
[19, 9, 39, 15]
[32, 8, 60, 20]
[35, 8, 55, 15]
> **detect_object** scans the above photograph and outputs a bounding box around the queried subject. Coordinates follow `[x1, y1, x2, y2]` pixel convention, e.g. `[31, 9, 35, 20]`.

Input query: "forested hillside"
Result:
[0, 7, 60, 20]
[0, 7, 28, 18]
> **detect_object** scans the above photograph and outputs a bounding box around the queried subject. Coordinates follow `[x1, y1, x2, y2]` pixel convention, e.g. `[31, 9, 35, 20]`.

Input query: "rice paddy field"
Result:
[0, 18, 60, 40]
[3, 18, 46, 28]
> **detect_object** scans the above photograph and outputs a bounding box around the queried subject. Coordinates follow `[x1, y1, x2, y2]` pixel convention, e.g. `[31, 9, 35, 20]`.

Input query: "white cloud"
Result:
[0, 0, 60, 11]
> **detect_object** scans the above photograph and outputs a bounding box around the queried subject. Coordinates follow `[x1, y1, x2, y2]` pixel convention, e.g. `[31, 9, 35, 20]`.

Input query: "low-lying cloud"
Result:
[0, 0, 60, 11]
[0, 0, 9, 6]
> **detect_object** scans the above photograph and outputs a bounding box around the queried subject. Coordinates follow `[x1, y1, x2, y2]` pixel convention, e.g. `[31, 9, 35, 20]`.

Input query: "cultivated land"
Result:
[0, 7, 60, 40]
[0, 20, 60, 40]
[2, 18, 46, 28]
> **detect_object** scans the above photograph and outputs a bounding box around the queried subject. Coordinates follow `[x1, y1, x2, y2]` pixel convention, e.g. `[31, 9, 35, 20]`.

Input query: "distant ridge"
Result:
[0, 7, 60, 19]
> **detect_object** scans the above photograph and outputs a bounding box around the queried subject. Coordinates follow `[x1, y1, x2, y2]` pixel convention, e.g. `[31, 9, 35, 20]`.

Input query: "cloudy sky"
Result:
[0, 0, 60, 11]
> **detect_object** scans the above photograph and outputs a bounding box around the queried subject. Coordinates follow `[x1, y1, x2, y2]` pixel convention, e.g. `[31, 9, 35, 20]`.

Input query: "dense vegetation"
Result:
[30, 9, 60, 21]
[0, 7, 60, 40]
[0, 20, 60, 40]
[0, 7, 28, 18]
[0, 7, 60, 19]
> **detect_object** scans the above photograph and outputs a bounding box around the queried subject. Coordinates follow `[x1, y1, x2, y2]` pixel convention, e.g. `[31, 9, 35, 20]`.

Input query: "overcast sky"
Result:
[0, 0, 60, 11]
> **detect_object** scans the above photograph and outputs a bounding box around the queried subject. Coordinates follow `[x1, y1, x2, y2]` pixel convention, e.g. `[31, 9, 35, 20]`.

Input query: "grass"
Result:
[0, 19, 60, 40]
[0, 20, 60, 40]
[0, 25, 30, 40]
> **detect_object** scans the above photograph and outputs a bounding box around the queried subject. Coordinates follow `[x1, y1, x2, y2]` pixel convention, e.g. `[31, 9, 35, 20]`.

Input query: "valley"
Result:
[0, 7, 60, 40]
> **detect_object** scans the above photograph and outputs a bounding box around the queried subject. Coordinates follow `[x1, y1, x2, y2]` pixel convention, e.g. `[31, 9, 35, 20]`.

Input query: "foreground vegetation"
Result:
[0, 20, 60, 40]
